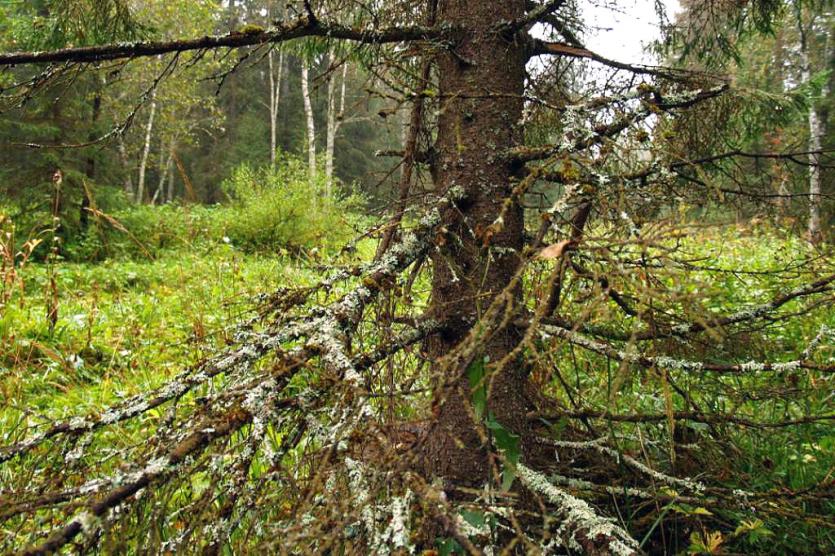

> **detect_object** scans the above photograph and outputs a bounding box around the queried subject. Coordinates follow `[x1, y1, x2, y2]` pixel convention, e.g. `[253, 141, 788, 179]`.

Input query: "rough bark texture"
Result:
[425, 0, 532, 485]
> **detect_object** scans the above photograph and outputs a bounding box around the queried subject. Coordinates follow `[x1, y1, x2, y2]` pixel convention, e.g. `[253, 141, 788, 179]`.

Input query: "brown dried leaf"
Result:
[538, 240, 572, 260]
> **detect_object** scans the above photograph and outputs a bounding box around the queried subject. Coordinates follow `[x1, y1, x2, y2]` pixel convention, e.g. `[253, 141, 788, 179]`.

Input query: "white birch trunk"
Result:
[325, 53, 337, 197]
[799, 13, 830, 243]
[136, 89, 157, 204]
[324, 60, 349, 197]
[155, 138, 175, 205]
[301, 62, 317, 183]
[268, 49, 284, 168]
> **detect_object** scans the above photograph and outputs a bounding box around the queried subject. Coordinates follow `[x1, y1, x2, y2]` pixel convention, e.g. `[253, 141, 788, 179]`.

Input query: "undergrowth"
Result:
[1, 211, 832, 554]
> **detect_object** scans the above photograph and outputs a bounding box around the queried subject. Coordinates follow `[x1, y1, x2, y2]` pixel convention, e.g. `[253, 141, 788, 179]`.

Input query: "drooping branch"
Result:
[539, 322, 835, 374]
[511, 84, 729, 164]
[517, 463, 643, 555]
[531, 409, 835, 429]
[527, 37, 718, 81]
[546, 272, 835, 342]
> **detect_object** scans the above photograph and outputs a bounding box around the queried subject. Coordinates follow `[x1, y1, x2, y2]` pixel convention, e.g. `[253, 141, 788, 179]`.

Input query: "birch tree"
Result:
[798, 8, 832, 243]
[324, 54, 348, 195]
[267, 49, 285, 167]
[301, 60, 316, 182]
[135, 87, 157, 203]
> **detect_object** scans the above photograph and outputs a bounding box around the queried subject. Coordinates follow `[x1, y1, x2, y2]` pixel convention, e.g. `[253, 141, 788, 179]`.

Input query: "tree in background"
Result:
[796, 6, 832, 242]
[670, 0, 834, 240]
[0, 0, 401, 229]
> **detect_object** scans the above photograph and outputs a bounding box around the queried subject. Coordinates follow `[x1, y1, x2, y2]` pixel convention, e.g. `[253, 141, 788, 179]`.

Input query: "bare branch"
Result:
[0, 16, 449, 66]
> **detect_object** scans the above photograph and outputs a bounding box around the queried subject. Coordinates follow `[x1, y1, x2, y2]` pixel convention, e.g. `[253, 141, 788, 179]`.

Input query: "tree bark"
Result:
[800, 12, 830, 244]
[268, 49, 284, 168]
[136, 88, 157, 204]
[424, 0, 531, 486]
[301, 61, 317, 183]
[81, 89, 102, 231]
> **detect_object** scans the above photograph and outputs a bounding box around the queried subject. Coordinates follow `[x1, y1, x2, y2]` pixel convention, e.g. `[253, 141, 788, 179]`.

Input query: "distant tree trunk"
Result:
[805, 70, 824, 244]
[279, 56, 292, 152]
[268, 49, 284, 168]
[769, 28, 790, 214]
[166, 162, 176, 203]
[799, 13, 830, 244]
[117, 134, 134, 197]
[325, 52, 347, 196]
[301, 61, 316, 182]
[81, 88, 102, 231]
[154, 137, 174, 205]
[136, 89, 157, 204]
[375, 58, 432, 260]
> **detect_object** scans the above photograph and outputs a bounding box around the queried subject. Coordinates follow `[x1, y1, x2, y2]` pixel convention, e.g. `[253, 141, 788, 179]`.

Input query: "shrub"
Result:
[6, 153, 365, 263]
[217, 153, 363, 253]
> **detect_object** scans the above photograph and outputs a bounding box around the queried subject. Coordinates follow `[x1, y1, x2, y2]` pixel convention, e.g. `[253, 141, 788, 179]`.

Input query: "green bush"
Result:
[50, 152, 366, 261]
[217, 153, 363, 253]
[65, 203, 217, 261]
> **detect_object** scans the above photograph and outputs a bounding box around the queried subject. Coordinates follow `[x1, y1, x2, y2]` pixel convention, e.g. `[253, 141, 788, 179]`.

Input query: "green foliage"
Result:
[665, 0, 787, 65]
[69, 203, 219, 260]
[486, 413, 520, 492]
[541, 221, 834, 554]
[0, 245, 320, 425]
[1, 152, 367, 262]
[0, 0, 143, 51]
[466, 357, 487, 420]
[219, 154, 365, 253]
[1, 198, 831, 554]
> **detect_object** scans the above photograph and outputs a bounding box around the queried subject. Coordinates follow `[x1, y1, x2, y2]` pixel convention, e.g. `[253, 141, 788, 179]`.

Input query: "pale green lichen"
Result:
[517, 463, 639, 556]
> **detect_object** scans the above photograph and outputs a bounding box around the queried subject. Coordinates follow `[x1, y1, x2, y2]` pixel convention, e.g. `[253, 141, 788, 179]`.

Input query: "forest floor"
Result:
[1, 207, 832, 553]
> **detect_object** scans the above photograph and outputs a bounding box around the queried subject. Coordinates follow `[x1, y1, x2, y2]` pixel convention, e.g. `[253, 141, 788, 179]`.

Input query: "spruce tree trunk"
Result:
[425, 0, 531, 485]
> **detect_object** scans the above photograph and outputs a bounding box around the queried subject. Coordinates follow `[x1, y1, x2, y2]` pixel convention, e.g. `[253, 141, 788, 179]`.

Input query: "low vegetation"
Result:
[1, 200, 831, 553]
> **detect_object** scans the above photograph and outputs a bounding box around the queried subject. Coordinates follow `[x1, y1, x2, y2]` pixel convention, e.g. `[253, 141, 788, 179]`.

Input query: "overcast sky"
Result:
[581, 0, 682, 65]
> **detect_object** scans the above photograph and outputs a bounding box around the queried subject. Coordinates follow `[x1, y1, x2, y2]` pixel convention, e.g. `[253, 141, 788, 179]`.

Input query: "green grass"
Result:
[0, 210, 832, 554]
[0, 242, 326, 423]
[544, 221, 835, 553]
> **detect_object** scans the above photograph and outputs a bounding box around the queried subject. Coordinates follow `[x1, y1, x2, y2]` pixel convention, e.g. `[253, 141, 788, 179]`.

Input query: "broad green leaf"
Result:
[486, 413, 520, 491]
[466, 357, 487, 420]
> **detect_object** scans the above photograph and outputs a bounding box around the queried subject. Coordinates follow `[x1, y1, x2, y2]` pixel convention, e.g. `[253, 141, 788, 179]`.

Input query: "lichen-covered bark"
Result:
[425, 0, 532, 484]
